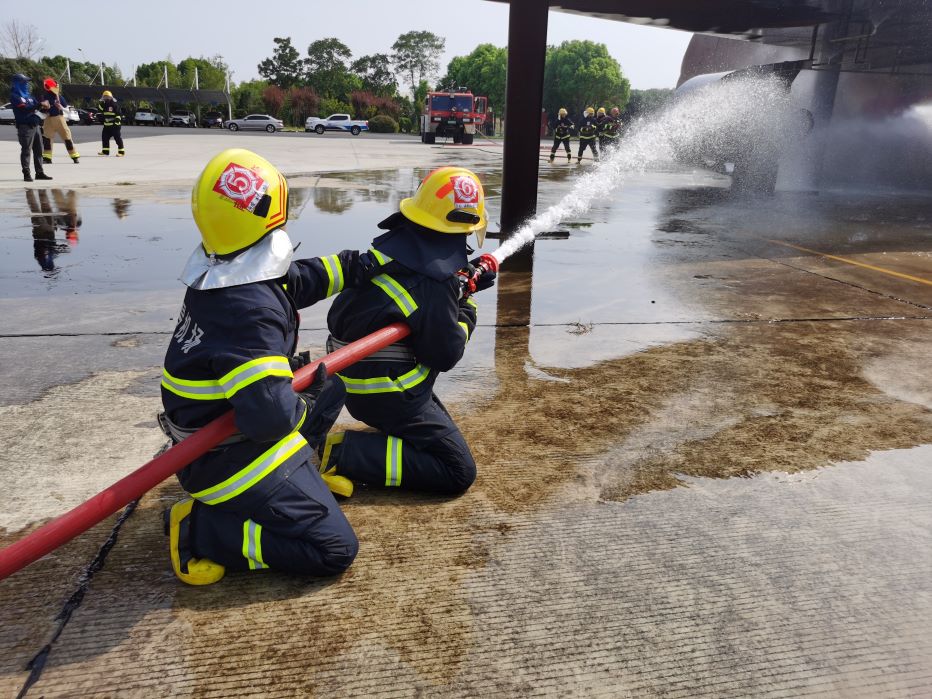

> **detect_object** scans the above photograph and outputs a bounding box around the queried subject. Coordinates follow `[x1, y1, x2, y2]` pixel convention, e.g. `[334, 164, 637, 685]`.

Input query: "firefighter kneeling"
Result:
[161, 149, 375, 585]
[319, 167, 496, 496]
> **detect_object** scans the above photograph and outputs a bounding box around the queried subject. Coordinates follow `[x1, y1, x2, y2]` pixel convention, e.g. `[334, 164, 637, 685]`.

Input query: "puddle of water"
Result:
[0, 170, 708, 336]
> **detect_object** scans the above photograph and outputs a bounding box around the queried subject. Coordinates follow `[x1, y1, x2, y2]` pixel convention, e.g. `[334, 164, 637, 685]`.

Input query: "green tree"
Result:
[437, 43, 507, 114]
[258, 37, 303, 89]
[622, 88, 672, 120]
[543, 40, 630, 117]
[305, 38, 359, 99]
[136, 60, 181, 88]
[351, 53, 397, 96]
[231, 79, 268, 117]
[177, 56, 229, 90]
[391, 30, 445, 95]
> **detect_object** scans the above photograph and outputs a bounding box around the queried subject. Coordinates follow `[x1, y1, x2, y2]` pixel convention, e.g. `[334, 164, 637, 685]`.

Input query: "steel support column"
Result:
[500, 0, 549, 271]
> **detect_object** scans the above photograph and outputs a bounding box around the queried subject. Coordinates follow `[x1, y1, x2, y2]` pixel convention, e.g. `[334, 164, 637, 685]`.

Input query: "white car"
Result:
[0, 103, 14, 125]
[305, 113, 368, 135]
[169, 110, 196, 127]
[135, 110, 165, 126]
[224, 114, 283, 132]
[63, 105, 80, 124]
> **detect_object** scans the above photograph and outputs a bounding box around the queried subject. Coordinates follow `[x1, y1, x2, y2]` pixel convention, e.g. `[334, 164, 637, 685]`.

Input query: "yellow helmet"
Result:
[101, 90, 113, 98]
[399, 166, 487, 246]
[191, 149, 288, 256]
[597, 107, 606, 115]
[558, 107, 567, 117]
[585, 106, 594, 116]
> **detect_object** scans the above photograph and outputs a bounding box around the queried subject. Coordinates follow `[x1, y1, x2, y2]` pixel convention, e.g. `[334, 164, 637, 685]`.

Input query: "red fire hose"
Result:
[0, 322, 411, 582]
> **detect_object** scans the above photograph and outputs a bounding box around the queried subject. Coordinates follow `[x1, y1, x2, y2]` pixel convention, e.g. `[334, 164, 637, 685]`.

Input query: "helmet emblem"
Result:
[450, 175, 480, 209]
[213, 163, 269, 213]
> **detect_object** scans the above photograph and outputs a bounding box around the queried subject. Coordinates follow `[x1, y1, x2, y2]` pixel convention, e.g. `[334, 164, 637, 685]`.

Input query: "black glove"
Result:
[468, 256, 497, 292]
[299, 363, 328, 410]
[289, 350, 311, 371]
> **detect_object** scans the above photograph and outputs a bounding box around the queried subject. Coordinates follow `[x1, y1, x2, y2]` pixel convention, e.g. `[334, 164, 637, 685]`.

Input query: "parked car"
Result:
[224, 114, 283, 132]
[77, 108, 101, 125]
[305, 113, 368, 135]
[134, 110, 165, 126]
[169, 109, 196, 127]
[0, 103, 14, 125]
[200, 111, 224, 128]
[62, 105, 80, 124]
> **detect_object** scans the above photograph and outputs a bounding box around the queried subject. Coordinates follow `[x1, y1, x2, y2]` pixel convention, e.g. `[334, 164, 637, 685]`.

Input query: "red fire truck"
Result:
[420, 90, 488, 145]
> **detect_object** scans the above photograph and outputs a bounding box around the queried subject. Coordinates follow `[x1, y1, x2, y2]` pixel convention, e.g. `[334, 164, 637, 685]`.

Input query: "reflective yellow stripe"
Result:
[371, 274, 418, 317]
[219, 356, 293, 399]
[161, 368, 226, 400]
[466, 297, 477, 309]
[321, 254, 344, 297]
[294, 401, 308, 433]
[458, 321, 470, 341]
[242, 519, 267, 570]
[369, 247, 392, 265]
[385, 436, 402, 487]
[338, 364, 430, 394]
[162, 356, 293, 401]
[191, 432, 307, 505]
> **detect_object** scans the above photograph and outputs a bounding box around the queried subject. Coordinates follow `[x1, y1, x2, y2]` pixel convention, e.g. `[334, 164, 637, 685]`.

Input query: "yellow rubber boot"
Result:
[167, 499, 225, 585]
[319, 432, 353, 497]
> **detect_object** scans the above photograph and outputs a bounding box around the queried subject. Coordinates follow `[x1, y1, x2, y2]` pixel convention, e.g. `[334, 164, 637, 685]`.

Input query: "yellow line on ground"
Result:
[765, 239, 932, 288]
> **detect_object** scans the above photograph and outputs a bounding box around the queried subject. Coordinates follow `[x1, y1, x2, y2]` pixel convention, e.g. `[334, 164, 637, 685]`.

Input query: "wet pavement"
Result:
[1, 140, 931, 697]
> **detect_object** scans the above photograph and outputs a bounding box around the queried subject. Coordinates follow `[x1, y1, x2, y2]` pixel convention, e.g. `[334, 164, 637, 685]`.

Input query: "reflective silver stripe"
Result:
[243, 519, 267, 570]
[161, 369, 226, 400]
[385, 436, 402, 487]
[371, 274, 418, 317]
[326, 335, 416, 363]
[339, 364, 430, 394]
[191, 432, 307, 505]
[219, 356, 292, 398]
[370, 247, 392, 265]
[321, 254, 344, 297]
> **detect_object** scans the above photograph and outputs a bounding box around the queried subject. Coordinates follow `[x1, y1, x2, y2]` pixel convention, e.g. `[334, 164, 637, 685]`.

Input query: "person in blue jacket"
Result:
[320, 166, 496, 496]
[10, 73, 52, 182]
[161, 148, 376, 585]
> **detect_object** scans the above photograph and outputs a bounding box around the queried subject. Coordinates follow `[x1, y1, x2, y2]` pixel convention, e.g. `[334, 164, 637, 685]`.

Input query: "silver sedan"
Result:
[223, 114, 284, 133]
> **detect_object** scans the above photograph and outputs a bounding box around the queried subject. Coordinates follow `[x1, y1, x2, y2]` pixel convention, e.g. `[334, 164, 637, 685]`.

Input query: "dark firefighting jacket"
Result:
[578, 115, 598, 139]
[599, 115, 620, 138]
[554, 116, 575, 139]
[98, 98, 121, 126]
[327, 217, 477, 421]
[162, 251, 367, 508]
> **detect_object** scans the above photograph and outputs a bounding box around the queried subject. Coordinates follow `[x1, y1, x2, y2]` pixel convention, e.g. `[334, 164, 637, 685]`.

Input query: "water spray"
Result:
[488, 75, 806, 266]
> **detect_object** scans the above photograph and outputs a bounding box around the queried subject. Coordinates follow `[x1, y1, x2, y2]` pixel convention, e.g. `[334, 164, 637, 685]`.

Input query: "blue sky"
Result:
[10, 1, 693, 89]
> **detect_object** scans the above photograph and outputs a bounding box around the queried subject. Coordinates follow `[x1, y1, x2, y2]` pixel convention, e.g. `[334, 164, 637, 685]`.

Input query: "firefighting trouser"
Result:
[550, 135, 571, 157]
[599, 135, 617, 153]
[179, 378, 358, 575]
[578, 137, 598, 160]
[42, 116, 78, 160]
[100, 125, 124, 155]
[337, 390, 476, 494]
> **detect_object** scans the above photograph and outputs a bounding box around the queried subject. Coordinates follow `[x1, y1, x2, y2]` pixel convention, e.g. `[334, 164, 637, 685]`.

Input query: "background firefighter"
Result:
[97, 90, 124, 157]
[160, 148, 377, 585]
[549, 108, 575, 163]
[40, 78, 80, 164]
[577, 106, 599, 163]
[320, 167, 496, 496]
[598, 106, 622, 153]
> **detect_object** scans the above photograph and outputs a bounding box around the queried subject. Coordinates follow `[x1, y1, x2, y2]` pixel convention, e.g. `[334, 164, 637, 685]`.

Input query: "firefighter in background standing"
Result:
[549, 107, 574, 163]
[577, 106, 599, 164]
[598, 106, 622, 154]
[161, 148, 376, 585]
[319, 167, 496, 496]
[98, 90, 125, 157]
[41, 79, 80, 164]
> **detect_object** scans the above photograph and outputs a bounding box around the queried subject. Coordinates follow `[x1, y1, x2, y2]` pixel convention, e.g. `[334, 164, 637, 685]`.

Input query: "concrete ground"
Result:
[1, 131, 931, 698]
